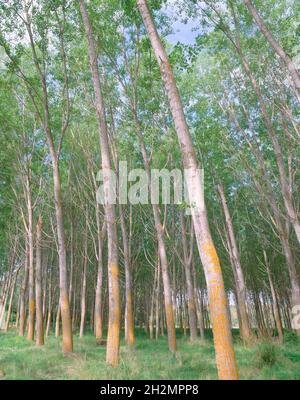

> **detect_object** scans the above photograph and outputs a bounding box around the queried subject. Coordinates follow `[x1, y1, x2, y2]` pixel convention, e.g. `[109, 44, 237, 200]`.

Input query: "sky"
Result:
[163, 0, 199, 45]
[167, 19, 199, 45]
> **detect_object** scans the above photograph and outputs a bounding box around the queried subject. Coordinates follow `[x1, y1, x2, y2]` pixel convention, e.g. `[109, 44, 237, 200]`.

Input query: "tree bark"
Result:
[217, 183, 252, 341]
[0, 243, 16, 328]
[233, 30, 300, 250]
[155, 260, 161, 340]
[24, 5, 73, 352]
[55, 303, 61, 338]
[244, 0, 300, 101]
[94, 202, 104, 342]
[227, 89, 300, 336]
[120, 205, 135, 346]
[192, 261, 205, 339]
[45, 264, 53, 337]
[79, 0, 120, 366]
[133, 115, 176, 353]
[263, 251, 283, 343]
[4, 269, 19, 332]
[136, 0, 238, 379]
[79, 224, 88, 338]
[19, 242, 29, 336]
[35, 215, 44, 346]
[25, 173, 35, 342]
[149, 265, 157, 340]
[179, 211, 198, 341]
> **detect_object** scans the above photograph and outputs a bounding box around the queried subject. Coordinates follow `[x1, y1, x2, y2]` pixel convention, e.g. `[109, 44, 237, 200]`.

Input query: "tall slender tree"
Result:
[79, 0, 121, 366]
[136, 0, 238, 380]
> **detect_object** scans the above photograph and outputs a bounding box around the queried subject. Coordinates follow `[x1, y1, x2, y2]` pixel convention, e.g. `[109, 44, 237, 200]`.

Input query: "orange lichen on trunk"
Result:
[60, 294, 73, 353]
[202, 241, 238, 380]
[165, 303, 176, 353]
[126, 293, 135, 346]
[106, 262, 121, 367]
[27, 299, 35, 341]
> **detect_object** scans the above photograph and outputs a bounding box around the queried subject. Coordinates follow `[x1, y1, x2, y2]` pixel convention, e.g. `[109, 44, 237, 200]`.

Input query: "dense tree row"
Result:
[0, 0, 299, 380]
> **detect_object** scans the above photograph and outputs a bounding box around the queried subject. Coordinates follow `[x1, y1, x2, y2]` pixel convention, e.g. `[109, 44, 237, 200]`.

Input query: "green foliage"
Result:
[1, 331, 300, 380]
[255, 343, 278, 368]
[284, 331, 299, 344]
[0, 0, 300, 380]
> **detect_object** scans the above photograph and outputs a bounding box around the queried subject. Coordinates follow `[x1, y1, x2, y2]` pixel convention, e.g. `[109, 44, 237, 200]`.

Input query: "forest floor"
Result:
[0, 329, 300, 380]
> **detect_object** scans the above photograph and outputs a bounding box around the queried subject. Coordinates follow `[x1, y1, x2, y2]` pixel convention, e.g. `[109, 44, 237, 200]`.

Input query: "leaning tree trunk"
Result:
[79, 0, 120, 366]
[149, 264, 157, 340]
[179, 211, 198, 341]
[45, 265, 53, 338]
[25, 10, 73, 353]
[4, 269, 19, 332]
[94, 199, 104, 342]
[136, 0, 238, 379]
[35, 215, 44, 346]
[120, 205, 135, 346]
[55, 302, 61, 338]
[234, 34, 300, 250]
[0, 247, 15, 328]
[53, 160, 73, 352]
[79, 224, 88, 338]
[25, 173, 35, 342]
[227, 96, 300, 337]
[133, 116, 176, 353]
[217, 183, 252, 342]
[155, 260, 161, 341]
[192, 260, 205, 339]
[19, 242, 29, 336]
[263, 251, 283, 343]
[110, 134, 135, 347]
[244, 0, 300, 101]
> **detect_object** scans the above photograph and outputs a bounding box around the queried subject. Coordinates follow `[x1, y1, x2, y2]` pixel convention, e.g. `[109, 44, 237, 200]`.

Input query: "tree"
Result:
[79, 0, 121, 366]
[136, 0, 238, 380]
[243, 0, 300, 102]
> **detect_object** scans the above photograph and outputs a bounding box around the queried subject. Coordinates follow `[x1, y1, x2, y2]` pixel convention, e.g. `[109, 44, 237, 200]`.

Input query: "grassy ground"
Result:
[1, 329, 300, 380]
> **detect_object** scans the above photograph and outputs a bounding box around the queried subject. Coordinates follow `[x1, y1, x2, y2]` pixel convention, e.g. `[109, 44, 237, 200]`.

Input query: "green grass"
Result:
[1, 329, 300, 380]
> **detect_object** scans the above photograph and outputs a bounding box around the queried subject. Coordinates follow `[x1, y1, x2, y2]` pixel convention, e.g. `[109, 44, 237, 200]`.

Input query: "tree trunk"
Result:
[149, 265, 157, 340]
[155, 260, 161, 340]
[192, 261, 205, 339]
[35, 215, 44, 346]
[0, 272, 12, 329]
[90, 154, 106, 341]
[79, 0, 120, 366]
[25, 10, 73, 353]
[136, 0, 238, 379]
[25, 173, 35, 342]
[4, 270, 18, 332]
[263, 251, 283, 342]
[42, 252, 48, 323]
[54, 160, 73, 352]
[217, 183, 252, 341]
[244, 0, 300, 101]
[235, 37, 300, 249]
[79, 224, 88, 338]
[55, 303, 60, 338]
[229, 94, 300, 336]
[19, 242, 29, 336]
[179, 211, 198, 341]
[120, 205, 135, 346]
[94, 204, 104, 342]
[45, 264, 53, 337]
[133, 115, 176, 352]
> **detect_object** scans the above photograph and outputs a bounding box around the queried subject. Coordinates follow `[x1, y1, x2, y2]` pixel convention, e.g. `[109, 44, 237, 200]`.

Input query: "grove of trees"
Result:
[0, 0, 300, 380]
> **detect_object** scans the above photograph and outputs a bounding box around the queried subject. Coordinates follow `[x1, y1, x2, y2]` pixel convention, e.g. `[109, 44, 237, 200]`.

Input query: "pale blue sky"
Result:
[167, 20, 199, 45]
[163, 1, 199, 45]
